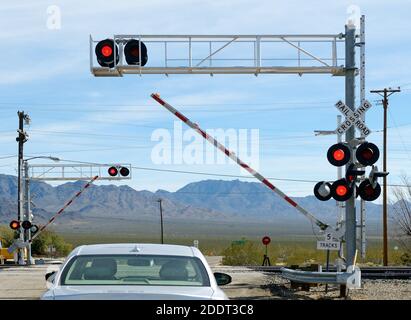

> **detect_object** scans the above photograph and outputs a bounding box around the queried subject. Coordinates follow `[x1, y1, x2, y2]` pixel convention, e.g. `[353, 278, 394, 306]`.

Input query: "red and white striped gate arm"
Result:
[151, 93, 329, 230]
[30, 175, 99, 241]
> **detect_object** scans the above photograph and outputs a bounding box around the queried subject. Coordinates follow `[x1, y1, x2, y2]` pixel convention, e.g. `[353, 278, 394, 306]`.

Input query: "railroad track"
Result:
[213, 266, 411, 279]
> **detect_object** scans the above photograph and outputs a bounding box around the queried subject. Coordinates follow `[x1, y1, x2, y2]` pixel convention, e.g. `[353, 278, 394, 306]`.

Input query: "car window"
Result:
[60, 255, 210, 287]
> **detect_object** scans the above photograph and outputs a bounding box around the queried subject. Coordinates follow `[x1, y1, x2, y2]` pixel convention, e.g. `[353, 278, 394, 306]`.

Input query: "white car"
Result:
[41, 243, 231, 300]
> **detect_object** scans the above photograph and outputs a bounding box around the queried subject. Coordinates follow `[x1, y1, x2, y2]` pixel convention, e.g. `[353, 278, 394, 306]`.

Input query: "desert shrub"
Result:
[222, 239, 264, 265]
[30, 230, 72, 257]
[0, 225, 17, 247]
[399, 252, 411, 265]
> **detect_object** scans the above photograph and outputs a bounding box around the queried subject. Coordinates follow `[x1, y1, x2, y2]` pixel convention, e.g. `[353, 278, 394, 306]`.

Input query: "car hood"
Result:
[45, 286, 216, 300]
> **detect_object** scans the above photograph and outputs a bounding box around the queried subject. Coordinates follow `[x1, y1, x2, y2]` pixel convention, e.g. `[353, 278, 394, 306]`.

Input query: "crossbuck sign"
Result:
[335, 100, 373, 136]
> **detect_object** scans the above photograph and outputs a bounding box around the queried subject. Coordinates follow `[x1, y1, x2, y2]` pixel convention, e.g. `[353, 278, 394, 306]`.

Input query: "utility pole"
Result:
[157, 199, 164, 244]
[370, 87, 401, 266]
[16, 111, 30, 265]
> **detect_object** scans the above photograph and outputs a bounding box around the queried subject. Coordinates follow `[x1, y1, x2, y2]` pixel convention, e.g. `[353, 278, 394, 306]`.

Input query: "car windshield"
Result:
[60, 255, 210, 287]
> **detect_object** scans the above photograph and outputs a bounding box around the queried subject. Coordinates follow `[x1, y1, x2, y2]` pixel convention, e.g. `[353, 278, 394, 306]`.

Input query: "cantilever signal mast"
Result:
[151, 93, 330, 232]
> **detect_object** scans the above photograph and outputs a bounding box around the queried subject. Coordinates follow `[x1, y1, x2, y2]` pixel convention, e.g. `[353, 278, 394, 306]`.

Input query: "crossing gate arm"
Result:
[30, 175, 99, 242]
[150, 93, 330, 231]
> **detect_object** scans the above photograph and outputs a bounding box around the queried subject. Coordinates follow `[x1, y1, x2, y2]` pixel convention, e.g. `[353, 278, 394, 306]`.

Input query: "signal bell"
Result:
[327, 143, 351, 167]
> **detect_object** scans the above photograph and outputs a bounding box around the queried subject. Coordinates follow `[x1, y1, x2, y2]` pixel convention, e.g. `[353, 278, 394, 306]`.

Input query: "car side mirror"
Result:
[214, 272, 232, 286]
[45, 271, 56, 282]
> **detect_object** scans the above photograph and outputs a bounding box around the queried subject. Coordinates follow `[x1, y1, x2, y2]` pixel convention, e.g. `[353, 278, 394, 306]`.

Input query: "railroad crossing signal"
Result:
[21, 221, 32, 230]
[95, 38, 148, 68]
[314, 139, 385, 202]
[356, 142, 380, 166]
[9, 220, 38, 232]
[327, 143, 351, 167]
[95, 39, 119, 68]
[335, 100, 373, 136]
[358, 166, 388, 201]
[108, 166, 130, 177]
[124, 39, 148, 66]
[9, 220, 20, 230]
[330, 178, 353, 201]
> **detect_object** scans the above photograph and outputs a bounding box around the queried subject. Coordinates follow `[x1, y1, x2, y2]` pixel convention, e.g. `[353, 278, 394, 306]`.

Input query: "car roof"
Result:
[71, 243, 198, 257]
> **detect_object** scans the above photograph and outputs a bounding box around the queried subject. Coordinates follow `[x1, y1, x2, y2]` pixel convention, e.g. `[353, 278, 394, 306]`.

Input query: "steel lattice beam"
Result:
[90, 34, 345, 76]
[27, 163, 132, 181]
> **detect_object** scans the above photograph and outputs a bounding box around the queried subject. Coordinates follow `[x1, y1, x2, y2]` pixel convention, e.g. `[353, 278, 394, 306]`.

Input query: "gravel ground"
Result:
[210, 257, 411, 300]
[264, 274, 411, 300]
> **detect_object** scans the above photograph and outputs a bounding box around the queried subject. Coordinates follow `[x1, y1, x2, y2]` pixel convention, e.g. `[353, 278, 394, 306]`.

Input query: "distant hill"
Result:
[0, 174, 383, 230]
[157, 179, 383, 222]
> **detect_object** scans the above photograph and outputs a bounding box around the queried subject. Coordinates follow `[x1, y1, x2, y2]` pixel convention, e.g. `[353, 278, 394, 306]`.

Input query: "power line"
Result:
[0, 100, 336, 107]
[388, 109, 411, 164]
[0, 155, 16, 160]
[33, 158, 409, 188]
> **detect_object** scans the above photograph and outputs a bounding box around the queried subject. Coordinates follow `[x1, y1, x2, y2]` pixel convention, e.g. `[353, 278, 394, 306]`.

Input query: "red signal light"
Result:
[21, 221, 32, 230]
[331, 179, 353, 201]
[124, 39, 148, 66]
[108, 166, 118, 176]
[101, 45, 113, 57]
[95, 39, 119, 68]
[333, 149, 345, 161]
[356, 142, 380, 166]
[119, 167, 130, 177]
[9, 220, 20, 230]
[336, 185, 348, 196]
[327, 143, 350, 167]
[358, 179, 381, 201]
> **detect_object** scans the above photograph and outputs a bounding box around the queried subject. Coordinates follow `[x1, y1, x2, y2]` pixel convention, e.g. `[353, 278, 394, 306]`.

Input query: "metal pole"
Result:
[17, 112, 25, 265]
[24, 161, 32, 265]
[158, 199, 164, 244]
[344, 25, 357, 266]
[359, 15, 367, 259]
[337, 115, 344, 223]
[325, 249, 330, 293]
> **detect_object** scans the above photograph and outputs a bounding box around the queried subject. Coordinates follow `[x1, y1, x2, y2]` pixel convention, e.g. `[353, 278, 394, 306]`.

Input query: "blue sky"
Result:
[0, 0, 410, 201]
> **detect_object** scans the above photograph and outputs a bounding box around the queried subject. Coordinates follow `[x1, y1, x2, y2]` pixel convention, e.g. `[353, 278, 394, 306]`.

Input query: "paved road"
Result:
[0, 265, 60, 300]
[0, 256, 274, 300]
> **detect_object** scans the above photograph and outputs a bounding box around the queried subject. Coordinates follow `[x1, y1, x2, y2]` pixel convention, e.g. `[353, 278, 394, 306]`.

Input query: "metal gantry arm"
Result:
[27, 163, 132, 181]
[90, 34, 345, 76]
